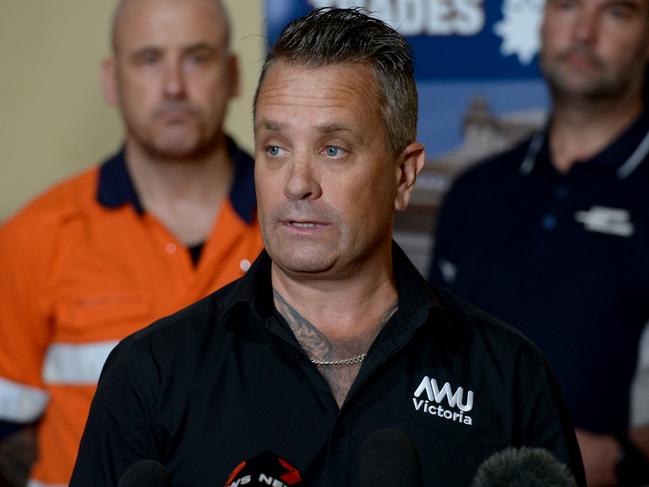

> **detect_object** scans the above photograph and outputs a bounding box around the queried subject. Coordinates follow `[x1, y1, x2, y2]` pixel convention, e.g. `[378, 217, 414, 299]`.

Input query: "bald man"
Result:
[0, 1, 262, 485]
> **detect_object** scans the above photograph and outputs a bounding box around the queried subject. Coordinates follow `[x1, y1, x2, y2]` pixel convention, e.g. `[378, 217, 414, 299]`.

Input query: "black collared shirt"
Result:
[430, 112, 649, 435]
[71, 245, 585, 486]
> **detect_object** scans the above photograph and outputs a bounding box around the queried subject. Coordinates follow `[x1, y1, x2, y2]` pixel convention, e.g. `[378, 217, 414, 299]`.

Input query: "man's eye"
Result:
[324, 146, 345, 158]
[266, 146, 282, 157]
[138, 51, 160, 64]
[608, 5, 632, 19]
[188, 51, 212, 65]
[190, 54, 206, 64]
[554, 0, 576, 9]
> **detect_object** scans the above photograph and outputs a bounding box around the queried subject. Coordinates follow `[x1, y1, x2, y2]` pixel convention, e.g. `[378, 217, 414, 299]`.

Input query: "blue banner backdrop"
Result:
[264, 0, 549, 272]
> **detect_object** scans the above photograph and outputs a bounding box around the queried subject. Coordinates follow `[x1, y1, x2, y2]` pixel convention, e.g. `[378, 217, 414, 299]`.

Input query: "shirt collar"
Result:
[227, 241, 442, 329]
[96, 136, 257, 223]
[526, 110, 649, 178]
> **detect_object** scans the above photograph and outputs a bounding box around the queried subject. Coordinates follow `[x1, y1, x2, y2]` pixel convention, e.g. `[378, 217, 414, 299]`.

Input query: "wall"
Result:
[0, 1, 264, 221]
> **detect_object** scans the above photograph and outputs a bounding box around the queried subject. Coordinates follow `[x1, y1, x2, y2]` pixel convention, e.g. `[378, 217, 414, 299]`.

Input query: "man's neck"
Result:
[125, 136, 233, 246]
[271, 259, 399, 408]
[549, 93, 643, 173]
[271, 255, 398, 340]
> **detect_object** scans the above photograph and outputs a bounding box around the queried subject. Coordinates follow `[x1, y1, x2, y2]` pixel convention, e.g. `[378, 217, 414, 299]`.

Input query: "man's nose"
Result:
[162, 60, 186, 98]
[573, 10, 599, 45]
[283, 156, 322, 201]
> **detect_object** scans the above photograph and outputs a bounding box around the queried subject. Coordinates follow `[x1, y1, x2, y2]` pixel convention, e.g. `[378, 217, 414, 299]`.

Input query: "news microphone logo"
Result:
[224, 451, 305, 487]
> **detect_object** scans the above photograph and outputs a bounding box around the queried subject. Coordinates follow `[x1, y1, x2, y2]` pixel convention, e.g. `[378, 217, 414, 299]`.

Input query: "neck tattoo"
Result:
[273, 290, 399, 368]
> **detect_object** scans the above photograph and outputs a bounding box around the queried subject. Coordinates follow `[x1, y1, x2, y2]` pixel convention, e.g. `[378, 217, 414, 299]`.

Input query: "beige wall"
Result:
[0, 1, 264, 221]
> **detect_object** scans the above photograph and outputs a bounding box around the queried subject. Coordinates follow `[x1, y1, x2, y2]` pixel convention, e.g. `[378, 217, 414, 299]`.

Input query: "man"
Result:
[430, 0, 649, 485]
[70, 8, 585, 487]
[0, 0, 262, 485]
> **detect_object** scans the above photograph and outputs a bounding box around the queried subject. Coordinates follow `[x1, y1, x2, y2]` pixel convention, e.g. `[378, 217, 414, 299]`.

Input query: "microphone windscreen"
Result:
[359, 428, 422, 487]
[117, 459, 170, 487]
[224, 450, 306, 486]
[471, 447, 577, 487]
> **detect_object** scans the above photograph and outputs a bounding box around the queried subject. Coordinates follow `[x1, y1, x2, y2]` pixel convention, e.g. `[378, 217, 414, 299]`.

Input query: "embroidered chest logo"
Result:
[413, 376, 474, 426]
[574, 206, 634, 237]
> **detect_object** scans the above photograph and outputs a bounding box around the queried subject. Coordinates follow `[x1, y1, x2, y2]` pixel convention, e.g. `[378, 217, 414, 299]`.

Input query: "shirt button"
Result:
[541, 214, 557, 231]
[554, 186, 569, 199]
[240, 259, 251, 272]
[165, 242, 177, 254]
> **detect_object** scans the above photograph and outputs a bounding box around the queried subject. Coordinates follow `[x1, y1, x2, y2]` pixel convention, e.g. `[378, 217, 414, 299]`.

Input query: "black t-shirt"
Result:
[71, 245, 585, 487]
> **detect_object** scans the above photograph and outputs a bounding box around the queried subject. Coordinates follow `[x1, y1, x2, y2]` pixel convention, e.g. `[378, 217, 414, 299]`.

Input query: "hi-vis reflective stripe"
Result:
[27, 479, 67, 487]
[43, 341, 119, 385]
[631, 321, 649, 428]
[0, 377, 49, 422]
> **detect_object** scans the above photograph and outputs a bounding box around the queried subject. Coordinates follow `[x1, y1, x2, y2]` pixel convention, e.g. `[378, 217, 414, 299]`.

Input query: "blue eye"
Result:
[267, 146, 281, 157]
[324, 145, 348, 158]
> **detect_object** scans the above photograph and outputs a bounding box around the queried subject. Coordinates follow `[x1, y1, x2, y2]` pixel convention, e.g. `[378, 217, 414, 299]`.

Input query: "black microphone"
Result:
[223, 450, 306, 487]
[117, 459, 170, 487]
[359, 428, 422, 487]
[471, 447, 577, 487]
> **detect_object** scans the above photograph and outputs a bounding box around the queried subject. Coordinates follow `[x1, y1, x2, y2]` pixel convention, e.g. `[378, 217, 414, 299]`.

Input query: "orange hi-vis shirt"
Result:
[0, 140, 263, 486]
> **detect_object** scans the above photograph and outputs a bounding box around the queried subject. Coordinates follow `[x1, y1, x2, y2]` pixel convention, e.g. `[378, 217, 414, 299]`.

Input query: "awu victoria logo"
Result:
[413, 376, 474, 426]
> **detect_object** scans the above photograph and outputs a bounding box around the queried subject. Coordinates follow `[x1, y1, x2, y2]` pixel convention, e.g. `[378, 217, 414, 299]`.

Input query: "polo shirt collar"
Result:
[229, 241, 442, 330]
[524, 110, 649, 178]
[96, 136, 257, 223]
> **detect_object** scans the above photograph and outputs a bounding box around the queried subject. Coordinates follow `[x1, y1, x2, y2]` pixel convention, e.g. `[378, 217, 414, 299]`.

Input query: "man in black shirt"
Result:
[71, 8, 585, 486]
[430, 1, 649, 485]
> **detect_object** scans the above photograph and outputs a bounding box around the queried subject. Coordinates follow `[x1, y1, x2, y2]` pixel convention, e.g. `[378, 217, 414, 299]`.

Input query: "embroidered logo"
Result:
[574, 206, 634, 237]
[413, 376, 474, 426]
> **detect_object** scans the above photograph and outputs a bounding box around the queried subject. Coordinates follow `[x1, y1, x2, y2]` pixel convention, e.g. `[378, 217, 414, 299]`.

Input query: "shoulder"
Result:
[2, 168, 97, 232]
[446, 139, 531, 200]
[433, 285, 547, 376]
[0, 167, 98, 254]
[105, 278, 246, 377]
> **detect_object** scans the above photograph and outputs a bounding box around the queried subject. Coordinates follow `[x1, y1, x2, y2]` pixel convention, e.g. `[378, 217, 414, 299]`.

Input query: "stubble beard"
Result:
[541, 47, 642, 105]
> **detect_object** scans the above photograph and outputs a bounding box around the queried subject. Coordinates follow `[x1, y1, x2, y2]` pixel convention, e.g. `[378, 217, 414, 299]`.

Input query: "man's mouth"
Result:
[291, 222, 319, 228]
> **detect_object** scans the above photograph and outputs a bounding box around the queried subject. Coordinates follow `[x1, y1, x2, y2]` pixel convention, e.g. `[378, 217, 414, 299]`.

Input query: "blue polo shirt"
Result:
[429, 112, 649, 435]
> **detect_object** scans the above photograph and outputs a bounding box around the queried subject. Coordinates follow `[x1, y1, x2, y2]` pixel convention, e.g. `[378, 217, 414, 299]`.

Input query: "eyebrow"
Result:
[129, 42, 220, 58]
[315, 123, 356, 135]
[254, 120, 358, 136]
[183, 42, 220, 54]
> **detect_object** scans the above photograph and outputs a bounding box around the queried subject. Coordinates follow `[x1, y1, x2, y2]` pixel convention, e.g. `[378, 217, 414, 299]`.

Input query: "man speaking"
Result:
[70, 8, 585, 486]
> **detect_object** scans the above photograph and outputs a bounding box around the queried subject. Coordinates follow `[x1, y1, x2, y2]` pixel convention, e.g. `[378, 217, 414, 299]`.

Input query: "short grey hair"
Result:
[254, 8, 418, 156]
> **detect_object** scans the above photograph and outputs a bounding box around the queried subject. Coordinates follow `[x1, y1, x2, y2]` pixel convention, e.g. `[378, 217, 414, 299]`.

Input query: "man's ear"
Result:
[394, 141, 425, 212]
[228, 53, 241, 98]
[101, 57, 119, 107]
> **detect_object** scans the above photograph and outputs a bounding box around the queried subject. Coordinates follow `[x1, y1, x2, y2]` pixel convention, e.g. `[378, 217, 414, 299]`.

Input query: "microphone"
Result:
[223, 450, 306, 487]
[471, 447, 577, 487]
[117, 459, 170, 487]
[359, 428, 422, 487]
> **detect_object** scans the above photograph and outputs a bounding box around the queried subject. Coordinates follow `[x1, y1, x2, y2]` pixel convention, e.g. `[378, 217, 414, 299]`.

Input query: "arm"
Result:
[69, 340, 162, 486]
[0, 220, 53, 484]
[0, 425, 37, 487]
[521, 358, 587, 487]
[574, 426, 649, 487]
